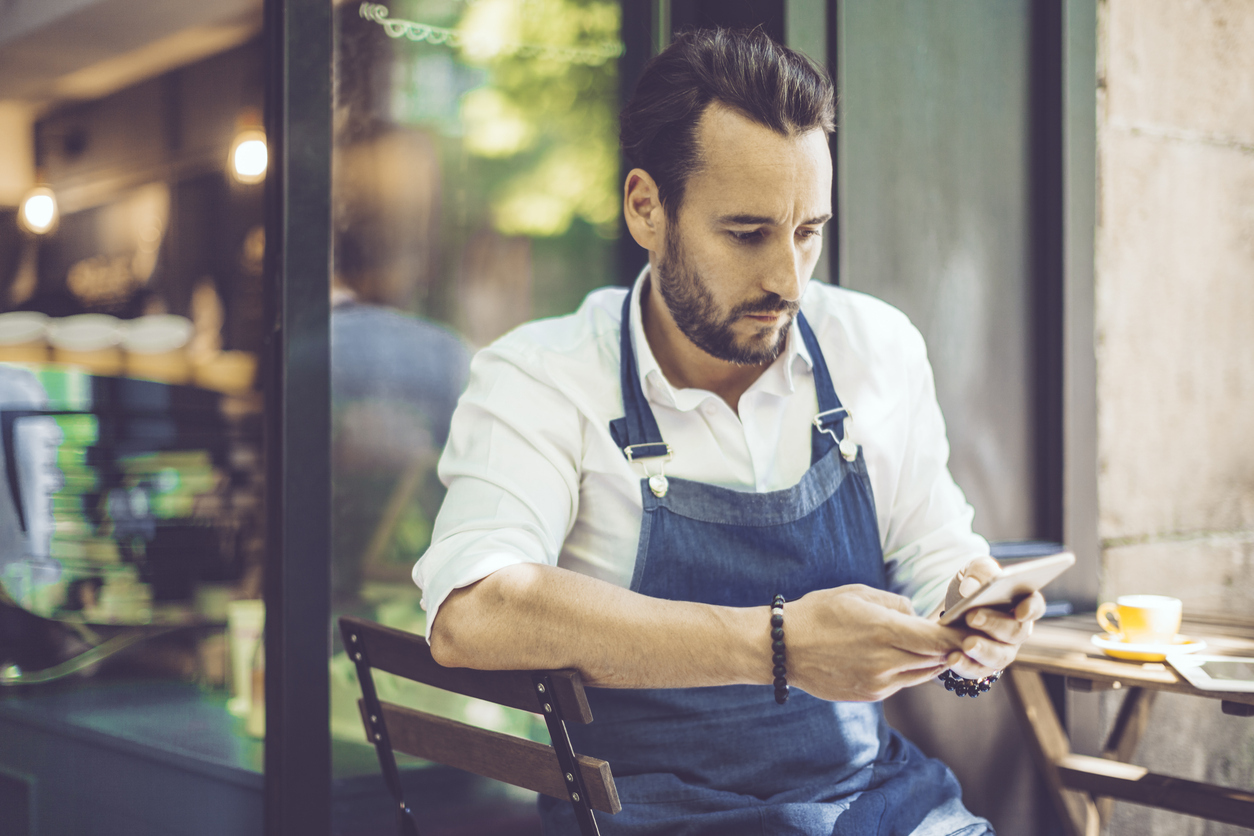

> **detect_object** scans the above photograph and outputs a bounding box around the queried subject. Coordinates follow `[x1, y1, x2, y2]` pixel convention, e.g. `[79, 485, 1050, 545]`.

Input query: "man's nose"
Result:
[761, 237, 806, 302]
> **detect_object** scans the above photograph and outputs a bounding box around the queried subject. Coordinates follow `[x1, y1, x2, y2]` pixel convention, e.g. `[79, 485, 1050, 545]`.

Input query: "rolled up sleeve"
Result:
[881, 327, 990, 616]
[413, 341, 586, 638]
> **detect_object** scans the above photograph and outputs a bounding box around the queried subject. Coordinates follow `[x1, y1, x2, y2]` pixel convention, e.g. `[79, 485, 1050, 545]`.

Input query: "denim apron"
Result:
[540, 292, 991, 836]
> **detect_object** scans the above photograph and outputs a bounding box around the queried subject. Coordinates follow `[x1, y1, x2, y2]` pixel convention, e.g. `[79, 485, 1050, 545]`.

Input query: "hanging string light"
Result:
[358, 2, 623, 66]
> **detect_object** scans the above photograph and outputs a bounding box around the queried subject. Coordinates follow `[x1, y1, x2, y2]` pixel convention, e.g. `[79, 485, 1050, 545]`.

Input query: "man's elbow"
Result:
[427, 564, 540, 669]
[428, 590, 476, 668]
[427, 571, 512, 669]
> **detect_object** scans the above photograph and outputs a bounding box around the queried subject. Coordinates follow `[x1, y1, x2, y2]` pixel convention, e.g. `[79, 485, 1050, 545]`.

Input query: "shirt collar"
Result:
[627, 266, 814, 411]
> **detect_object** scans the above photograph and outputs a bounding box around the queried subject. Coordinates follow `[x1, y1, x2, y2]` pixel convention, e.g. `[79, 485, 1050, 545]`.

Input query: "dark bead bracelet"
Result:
[771, 594, 788, 704]
[938, 668, 1002, 697]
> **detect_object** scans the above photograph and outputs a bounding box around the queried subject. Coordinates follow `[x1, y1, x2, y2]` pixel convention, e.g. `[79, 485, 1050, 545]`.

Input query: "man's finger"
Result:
[959, 635, 1016, 671]
[888, 615, 968, 656]
[947, 555, 1001, 605]
[885, 646, 953, 674]
[892, 663, 948, 690]
[947, 655, 1000, 680]
[965, 608, 1032, 645]
[962, 556, 1001, 587]
[1014, 591, 1047, 623]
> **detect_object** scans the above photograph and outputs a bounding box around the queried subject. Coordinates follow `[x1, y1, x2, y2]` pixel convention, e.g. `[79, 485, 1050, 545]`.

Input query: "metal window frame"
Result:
[263, 0, 333, 832]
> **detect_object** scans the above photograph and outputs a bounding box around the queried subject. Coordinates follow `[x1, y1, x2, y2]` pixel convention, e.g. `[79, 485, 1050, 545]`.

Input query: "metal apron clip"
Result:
[624, 443, 673, 497]
[813, 407, 858, 462]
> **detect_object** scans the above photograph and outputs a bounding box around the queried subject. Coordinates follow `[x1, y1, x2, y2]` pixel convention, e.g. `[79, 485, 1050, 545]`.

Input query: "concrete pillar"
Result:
[1095, 1, 1254, 832]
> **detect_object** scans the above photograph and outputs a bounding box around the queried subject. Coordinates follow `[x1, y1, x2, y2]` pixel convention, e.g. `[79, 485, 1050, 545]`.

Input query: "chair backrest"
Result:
[338, 615, 620, 836]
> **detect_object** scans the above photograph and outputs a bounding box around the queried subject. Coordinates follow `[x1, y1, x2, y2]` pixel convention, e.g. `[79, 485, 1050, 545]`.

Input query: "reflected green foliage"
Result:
[392, 0, 621, 239]
[329, 0, 625, 756]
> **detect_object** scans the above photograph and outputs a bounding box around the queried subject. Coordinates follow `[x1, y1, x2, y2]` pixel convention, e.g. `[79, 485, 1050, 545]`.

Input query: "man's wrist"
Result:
[712, 604, 776, 687]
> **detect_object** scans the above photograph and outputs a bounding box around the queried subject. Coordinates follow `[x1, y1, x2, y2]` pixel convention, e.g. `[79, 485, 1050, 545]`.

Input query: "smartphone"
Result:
[1169, 656, 1254, 693]
[938, 551, 1075, 626]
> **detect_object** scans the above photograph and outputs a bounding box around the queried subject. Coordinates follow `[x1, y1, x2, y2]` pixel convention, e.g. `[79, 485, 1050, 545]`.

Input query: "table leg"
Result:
[1101, 686, 1153, 763]
[1010, 668, 1254, 829]
[1005, 667, 1101, 836]
[1095, 687, 1154, 824]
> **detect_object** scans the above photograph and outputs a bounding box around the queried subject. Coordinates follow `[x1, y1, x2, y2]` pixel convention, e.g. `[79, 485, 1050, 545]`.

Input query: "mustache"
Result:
[730, 293, 801, 318]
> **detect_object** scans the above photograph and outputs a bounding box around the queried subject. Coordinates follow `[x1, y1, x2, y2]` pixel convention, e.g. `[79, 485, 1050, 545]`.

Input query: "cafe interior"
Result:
[1, 1, 1251, 835]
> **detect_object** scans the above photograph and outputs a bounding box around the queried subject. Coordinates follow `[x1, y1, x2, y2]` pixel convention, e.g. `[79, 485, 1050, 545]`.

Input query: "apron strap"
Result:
[609, 289, 669, 458]
[795, 311, 852, 464]
[611, 287, 850, 466]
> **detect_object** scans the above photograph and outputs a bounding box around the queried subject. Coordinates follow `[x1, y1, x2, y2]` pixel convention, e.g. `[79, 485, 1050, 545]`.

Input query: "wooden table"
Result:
[1005, 616, 1254, 835]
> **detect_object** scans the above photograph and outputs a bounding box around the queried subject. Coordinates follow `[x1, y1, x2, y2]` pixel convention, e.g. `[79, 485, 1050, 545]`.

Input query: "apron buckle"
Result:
[813, 408, 858, 462]
[623, 443, 673, 463]
[624, 444, 673, 497]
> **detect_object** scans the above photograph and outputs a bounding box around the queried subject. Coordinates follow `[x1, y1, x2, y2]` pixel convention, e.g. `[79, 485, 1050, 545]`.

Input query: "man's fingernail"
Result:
[959, 577, 981, 596]
[970, 612, 986, 628]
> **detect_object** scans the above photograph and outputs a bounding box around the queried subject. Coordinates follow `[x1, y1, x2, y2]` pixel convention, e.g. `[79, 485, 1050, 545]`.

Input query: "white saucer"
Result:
[1091, 632, 1207, 662]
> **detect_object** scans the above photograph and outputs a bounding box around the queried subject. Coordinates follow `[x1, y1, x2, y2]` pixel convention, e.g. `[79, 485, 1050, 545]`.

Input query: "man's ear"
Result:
[623, 168, 666, 253]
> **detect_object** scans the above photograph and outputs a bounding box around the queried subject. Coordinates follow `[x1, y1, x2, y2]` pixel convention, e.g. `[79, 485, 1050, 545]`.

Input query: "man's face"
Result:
[654, 104, 832, 366]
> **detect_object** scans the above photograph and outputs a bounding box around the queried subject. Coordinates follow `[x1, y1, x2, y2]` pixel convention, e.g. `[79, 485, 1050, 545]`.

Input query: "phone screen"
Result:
[1200, 661, 1254, 682]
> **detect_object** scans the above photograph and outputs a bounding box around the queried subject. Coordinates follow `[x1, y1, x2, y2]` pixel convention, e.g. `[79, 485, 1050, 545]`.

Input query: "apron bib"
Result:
[541, 292, 991, 836]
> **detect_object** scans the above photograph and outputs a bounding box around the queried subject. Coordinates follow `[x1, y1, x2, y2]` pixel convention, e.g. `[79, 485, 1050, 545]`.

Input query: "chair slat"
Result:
[340, 615, 593, 723]
[362, 699, 621, 815]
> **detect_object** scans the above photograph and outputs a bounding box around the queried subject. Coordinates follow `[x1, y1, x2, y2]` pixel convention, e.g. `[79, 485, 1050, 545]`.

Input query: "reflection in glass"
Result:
[0, 25, 270, 831]
[330, 0, 624, 825]
[0, 365, 64, 612]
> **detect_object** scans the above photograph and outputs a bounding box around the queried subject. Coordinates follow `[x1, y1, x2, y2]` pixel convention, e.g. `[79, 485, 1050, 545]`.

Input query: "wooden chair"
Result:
[338, 615, 621, 836]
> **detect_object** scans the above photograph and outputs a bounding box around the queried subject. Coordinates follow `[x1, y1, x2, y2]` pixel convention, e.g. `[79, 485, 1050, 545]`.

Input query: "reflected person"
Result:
[330, 279, 470, 610]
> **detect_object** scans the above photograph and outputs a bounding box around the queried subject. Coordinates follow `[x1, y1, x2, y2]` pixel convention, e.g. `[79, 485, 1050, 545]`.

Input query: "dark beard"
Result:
[654, 231, 798, 366]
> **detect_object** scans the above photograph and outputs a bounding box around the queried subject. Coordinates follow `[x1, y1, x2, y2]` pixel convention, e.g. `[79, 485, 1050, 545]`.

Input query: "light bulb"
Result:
[230, 130, 268, 184]
[19, 187, 58, 235]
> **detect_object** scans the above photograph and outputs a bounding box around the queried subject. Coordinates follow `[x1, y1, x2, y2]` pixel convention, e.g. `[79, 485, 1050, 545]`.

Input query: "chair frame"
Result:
[338, 615, 619, 836]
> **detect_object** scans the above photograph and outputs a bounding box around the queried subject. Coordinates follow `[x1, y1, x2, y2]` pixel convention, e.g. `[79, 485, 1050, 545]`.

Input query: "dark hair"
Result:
[620, 28, 835, 214]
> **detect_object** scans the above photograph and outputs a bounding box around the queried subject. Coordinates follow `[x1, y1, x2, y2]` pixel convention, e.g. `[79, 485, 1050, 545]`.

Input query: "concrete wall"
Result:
[1095, 1, 1254, 833]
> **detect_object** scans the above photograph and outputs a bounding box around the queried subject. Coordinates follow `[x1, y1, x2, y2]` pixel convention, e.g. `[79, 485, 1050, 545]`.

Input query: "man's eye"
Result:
[729, 230, 762, 242]
[798, 228, 823, 240]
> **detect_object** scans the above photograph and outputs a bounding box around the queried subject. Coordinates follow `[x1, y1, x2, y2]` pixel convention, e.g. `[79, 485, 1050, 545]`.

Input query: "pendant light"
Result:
[18, 184, 58, 235]
[229, 107, 267, 185]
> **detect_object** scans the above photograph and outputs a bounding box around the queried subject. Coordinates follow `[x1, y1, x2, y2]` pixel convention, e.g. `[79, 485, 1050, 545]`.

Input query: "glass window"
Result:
[330, 0, 624, 827]
[0, 11, 268, 833]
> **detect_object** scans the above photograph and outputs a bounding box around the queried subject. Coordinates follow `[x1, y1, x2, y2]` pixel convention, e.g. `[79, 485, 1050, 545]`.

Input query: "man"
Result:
[415, 28, 1043, 835]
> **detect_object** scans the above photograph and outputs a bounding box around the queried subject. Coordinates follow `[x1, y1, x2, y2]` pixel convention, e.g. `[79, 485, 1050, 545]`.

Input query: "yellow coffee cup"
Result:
[1096, 594, 1182, 644]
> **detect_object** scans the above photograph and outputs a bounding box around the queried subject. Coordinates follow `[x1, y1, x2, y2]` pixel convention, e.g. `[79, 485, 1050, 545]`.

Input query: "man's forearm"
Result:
[429, 562, 770, 689]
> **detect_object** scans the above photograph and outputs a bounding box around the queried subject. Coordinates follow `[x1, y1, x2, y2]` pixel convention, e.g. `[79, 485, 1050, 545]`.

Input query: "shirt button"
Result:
[702, 401, 718, 415]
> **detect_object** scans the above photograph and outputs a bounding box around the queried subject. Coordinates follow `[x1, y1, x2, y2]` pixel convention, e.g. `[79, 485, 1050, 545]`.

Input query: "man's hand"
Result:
[787, 584, 968, 703]
[942, 556, 1046, 679]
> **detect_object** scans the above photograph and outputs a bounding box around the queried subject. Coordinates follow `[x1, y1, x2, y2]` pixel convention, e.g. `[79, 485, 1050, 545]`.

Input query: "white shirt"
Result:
[413, 269, 988, 633]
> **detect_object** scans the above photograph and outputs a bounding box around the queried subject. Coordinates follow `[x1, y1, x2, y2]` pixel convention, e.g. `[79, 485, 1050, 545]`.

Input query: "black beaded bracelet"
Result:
[938, 668, 1002, 697]
[770, 594, 788, 704]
